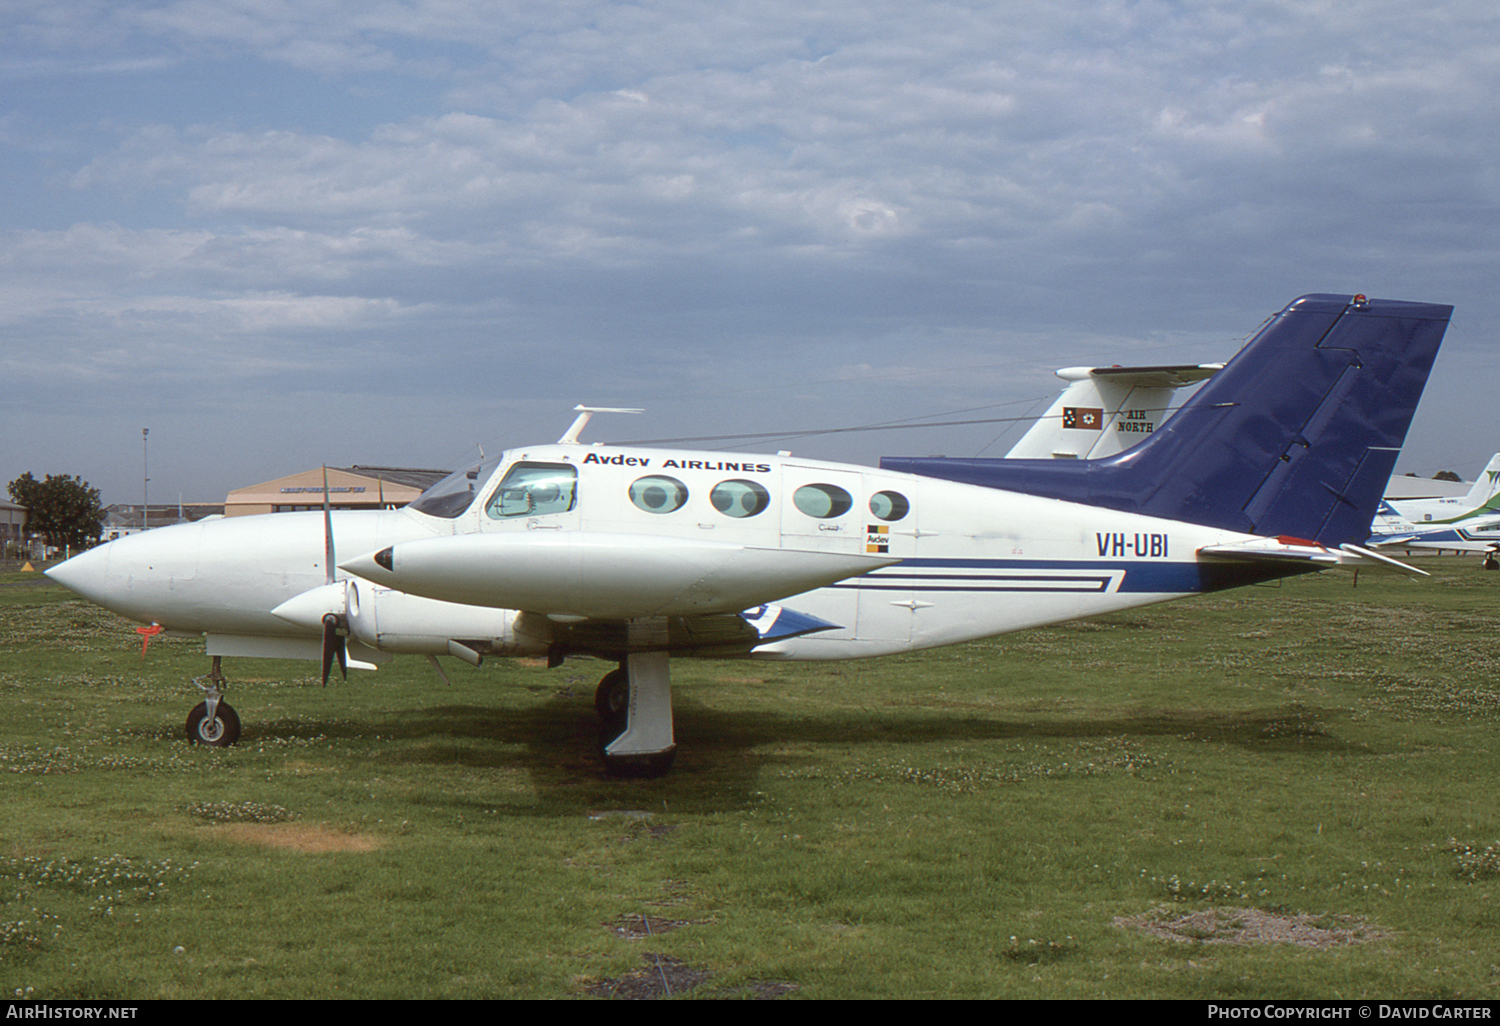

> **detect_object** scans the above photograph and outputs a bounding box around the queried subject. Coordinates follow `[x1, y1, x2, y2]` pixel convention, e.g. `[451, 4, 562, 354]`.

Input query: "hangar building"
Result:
[225, 466, 449, 517]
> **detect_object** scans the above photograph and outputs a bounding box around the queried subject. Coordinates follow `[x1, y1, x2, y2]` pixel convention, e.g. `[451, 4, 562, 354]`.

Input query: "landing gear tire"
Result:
[1484, 555, 1497, 571]
[595, 668, 629, 722]
[595, 667, 675, 779]
[186, 701, 241, 747]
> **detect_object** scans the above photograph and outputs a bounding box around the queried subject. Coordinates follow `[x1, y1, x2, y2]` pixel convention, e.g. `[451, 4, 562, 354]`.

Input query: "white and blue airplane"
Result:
[1369, 515, 1500, 566]
[1368, 454, 1500, 566]
[47, 294, 1451, 777]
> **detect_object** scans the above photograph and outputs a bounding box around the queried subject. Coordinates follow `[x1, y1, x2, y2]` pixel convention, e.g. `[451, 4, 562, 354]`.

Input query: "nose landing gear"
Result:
[186, 656, 241, 747]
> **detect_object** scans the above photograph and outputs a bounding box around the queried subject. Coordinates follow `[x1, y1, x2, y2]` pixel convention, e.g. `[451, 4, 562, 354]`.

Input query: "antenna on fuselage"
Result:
[558, 405, 644, 444]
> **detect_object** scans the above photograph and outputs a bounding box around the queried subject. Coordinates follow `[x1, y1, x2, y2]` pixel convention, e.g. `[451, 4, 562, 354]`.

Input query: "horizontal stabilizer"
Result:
[1197, 536, 1428, 576]
[1337, 543, 1431, 575]
[1081, 364, 1222, 388]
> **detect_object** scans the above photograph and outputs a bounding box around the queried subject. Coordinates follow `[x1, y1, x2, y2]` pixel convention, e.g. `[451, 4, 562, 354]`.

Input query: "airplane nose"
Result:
[45, 545, 114, 607]
[44, 525, 201, 626]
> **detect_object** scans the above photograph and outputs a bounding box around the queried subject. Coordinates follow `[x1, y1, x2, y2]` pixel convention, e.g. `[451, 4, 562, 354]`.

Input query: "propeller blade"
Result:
[321, 612, 347, 686]
[322, 466, 336, 587]
[319, 468, 348, 687]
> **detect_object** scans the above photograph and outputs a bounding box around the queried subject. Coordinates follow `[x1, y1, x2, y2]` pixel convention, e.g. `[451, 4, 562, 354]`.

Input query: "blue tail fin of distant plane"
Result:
[882, 295, 1452, 546]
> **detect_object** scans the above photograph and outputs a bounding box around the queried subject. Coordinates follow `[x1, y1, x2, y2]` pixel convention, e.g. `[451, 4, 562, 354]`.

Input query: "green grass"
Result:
[2, 560, 1499, 998]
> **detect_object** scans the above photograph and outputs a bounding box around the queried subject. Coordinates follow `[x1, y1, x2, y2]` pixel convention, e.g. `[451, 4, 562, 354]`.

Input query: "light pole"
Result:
[142, 428, 150, 532]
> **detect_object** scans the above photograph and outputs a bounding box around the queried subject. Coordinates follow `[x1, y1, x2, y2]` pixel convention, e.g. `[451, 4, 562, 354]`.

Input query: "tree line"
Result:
[7, 473, 105, 552]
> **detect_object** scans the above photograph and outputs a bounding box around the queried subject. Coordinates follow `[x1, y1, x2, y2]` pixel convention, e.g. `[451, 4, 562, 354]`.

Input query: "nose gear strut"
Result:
[186, 655, 241, 746]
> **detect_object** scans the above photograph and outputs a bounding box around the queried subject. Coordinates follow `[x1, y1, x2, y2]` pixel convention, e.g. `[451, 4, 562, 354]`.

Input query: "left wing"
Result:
[526, 603, 841, 660]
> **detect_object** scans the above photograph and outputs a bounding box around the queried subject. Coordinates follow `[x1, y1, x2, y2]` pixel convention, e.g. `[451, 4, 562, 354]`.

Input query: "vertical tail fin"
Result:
[1456, 454, 1500, 511]
[882, 294, 1452, 546]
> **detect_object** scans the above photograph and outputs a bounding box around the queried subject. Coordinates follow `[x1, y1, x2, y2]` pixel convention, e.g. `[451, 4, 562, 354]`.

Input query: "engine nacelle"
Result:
[346, 581, 549, 657]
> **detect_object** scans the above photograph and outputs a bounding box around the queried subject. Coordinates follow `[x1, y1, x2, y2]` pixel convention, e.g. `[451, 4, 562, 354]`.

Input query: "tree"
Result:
[1433, 470, 1462, 483]
[7, 473, 105, 551]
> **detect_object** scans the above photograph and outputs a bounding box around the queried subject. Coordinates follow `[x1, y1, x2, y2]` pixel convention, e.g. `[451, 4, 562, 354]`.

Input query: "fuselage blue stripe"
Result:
[835, 557, 1302, 595]
[840, 581, 1113, 593]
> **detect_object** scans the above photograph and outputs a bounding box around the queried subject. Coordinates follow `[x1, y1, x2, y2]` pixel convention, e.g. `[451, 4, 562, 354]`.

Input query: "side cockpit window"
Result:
[486, 463, 577, 519]
[408, 455, 503, 519]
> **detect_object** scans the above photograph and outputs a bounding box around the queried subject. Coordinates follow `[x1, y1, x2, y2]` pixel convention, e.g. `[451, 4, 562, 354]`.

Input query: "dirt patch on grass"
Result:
[205, 822, 382, 853]
[605, 913, 701, 939]
[583, 955, 795, 1000]
[1114, 907, 1386, 948]
[585, 955, 712, 999]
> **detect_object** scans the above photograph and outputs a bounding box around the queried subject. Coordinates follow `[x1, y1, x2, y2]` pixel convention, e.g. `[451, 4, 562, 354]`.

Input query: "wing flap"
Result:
[520, 604, 841, 659]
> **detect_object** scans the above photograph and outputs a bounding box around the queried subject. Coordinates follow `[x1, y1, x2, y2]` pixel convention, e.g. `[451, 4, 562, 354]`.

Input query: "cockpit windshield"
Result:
[407, 454, 504, 519]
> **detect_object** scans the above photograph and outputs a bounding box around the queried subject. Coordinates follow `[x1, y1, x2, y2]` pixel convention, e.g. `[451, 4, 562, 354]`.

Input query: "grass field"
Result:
[2, 560, 1498, 999]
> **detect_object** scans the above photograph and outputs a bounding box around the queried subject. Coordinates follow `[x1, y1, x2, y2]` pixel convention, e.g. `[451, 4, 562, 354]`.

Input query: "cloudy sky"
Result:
[5, 0, 1498, 507]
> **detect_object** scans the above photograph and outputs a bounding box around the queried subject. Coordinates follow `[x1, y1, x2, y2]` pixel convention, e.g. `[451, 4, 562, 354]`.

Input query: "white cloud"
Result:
[5, 0, 1500, 501]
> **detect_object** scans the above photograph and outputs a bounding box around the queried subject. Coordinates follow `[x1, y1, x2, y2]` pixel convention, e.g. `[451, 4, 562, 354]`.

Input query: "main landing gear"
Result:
[594, 651, 676, 779]
[186, 656, 241, 747]
[175, 650, 679, 777]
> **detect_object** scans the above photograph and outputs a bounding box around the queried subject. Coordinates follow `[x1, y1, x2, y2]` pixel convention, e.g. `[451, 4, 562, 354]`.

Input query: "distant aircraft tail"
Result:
[1453, 454, 1500, 514]
[1003, 363, 1221, 460]
[883, 294, 1452, 546]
